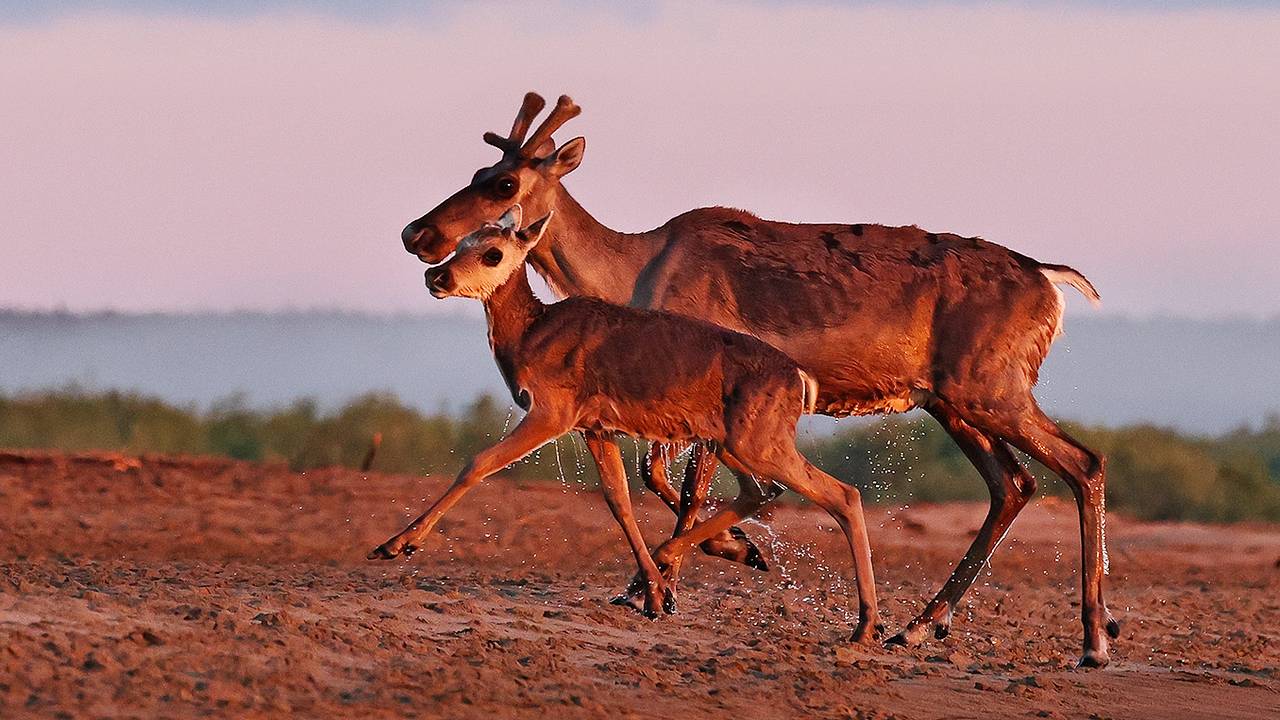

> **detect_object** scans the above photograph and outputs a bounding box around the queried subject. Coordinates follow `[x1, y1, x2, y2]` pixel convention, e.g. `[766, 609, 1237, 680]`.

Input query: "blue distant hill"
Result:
[1, 310, 1276, 434]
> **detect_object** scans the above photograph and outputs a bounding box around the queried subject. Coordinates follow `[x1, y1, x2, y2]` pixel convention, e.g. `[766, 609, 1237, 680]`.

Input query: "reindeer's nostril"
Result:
[402, 223, 426, 253]
[404, 225, 449, 263]
[426, 268, 452, 294]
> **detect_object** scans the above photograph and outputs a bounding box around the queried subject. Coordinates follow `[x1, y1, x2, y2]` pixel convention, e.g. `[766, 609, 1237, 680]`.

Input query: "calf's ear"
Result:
[520, 212, 554, 250]
[496, 204, 523, 231]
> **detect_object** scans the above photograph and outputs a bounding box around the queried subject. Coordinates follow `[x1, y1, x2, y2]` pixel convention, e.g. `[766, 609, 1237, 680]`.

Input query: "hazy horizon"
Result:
[4, 309, 1277, 435]
[3, 1, 1278, 318]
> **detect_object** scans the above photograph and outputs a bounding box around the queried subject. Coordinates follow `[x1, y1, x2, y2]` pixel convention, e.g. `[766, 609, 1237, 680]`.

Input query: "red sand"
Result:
[2, 450, 1277, 718]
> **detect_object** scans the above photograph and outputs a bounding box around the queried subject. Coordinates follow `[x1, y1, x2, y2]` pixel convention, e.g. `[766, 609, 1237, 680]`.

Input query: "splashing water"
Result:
[748, 516, 858, 625]
[552, 436, 567, 487]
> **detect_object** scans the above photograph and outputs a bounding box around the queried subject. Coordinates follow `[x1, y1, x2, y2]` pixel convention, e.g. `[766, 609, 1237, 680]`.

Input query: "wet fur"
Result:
[487, 270, 808, 445]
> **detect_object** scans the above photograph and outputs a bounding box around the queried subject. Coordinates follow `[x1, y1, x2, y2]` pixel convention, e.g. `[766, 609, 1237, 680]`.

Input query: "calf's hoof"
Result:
[610, 574, 646, 605]
[612, 591, 654, 618]
[367, 540, 416, 560]
[1077, 648, 1110, 669]
[850, 621, 884, 645]
[610, 582, 673, 619]
[741, 537, 769, 572]
[884, 621, 931, 648]
[700, 526, 770, 572]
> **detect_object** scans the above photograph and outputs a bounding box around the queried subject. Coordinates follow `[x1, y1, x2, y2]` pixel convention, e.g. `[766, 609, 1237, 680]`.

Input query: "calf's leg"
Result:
[586, 433, 673, 617]
[642, 442, 765, 570]
[368, 411, 568, 560]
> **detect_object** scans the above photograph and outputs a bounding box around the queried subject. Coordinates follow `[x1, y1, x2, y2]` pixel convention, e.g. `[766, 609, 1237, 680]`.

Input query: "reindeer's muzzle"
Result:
[402, 222, 445, 263]
[425, 267, 453, 297]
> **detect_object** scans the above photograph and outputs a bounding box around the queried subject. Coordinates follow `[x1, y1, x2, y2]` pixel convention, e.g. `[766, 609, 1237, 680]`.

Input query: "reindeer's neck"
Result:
[482, 266, 544, 355]
[527, 186, 664, 304]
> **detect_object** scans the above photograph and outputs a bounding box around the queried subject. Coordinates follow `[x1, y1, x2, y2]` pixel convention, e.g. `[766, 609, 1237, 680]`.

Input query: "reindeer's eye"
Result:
[491, 176, 518, 199]
[481, 248, 504, 267]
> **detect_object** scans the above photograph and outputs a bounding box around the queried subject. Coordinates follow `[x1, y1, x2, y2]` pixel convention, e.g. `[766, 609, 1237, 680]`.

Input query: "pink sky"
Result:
[2, 2, 1278, 317]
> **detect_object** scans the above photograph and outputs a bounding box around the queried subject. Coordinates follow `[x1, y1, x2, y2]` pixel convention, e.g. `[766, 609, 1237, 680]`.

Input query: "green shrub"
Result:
[1, 389, 1277, 523]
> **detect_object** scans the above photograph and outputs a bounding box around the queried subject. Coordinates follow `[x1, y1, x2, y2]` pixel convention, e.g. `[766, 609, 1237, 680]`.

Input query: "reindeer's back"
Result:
[637, 207, 1066, 409]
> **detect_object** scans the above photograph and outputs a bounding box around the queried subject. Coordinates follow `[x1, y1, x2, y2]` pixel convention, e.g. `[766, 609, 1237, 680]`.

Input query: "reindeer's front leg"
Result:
[585, 433, 674, 618]
[368, 411, 567, 560]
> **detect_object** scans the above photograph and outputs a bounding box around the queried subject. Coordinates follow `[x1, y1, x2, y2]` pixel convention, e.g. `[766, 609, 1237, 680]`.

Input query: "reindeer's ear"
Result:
[520, 212, 554, 250]
[496, 204, 523, 231]
[538, 137, 585, 179]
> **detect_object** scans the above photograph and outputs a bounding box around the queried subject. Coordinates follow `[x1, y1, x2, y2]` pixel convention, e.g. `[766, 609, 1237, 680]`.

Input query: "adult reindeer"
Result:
[401, 92, 1118, 667]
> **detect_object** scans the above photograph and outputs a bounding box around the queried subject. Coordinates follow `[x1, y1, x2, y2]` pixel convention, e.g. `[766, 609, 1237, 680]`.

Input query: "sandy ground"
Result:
[1, 450, 1278, 719]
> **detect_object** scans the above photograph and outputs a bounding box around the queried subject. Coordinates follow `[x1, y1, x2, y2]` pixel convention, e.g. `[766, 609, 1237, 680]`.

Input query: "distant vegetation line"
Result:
[5, 310, 1280, 435]
[2, 389, 1278, 524]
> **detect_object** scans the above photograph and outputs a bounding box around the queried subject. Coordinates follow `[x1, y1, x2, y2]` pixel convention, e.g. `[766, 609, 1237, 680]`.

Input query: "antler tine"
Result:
[521, 95, 581, 157]
[483, 91, 546, 153]
[509, 92, 546, 143]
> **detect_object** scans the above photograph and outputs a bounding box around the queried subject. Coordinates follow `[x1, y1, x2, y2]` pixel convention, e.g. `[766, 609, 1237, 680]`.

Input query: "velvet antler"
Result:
[483, 92, 547, 153]
[521, 95, 581, 158]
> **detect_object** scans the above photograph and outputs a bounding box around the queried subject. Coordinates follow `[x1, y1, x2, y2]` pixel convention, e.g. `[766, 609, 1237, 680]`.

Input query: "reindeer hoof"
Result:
[728, 526, 770, 572]
[850, 620, 882, 644]
[934, 622, 950, 640]
[610, 574, 645, 605]
[742, 540, 769, 572]
[885, 621, 930, 648]
[642, 592, 665, 619]
[1106, 616, 1122, 639]
[640, 585, 674, 618]
[367, 544, 397, 560]
[700, 526, 769, 571]
[1077, 649, 1110, 669]
[610, 586, 660, 618]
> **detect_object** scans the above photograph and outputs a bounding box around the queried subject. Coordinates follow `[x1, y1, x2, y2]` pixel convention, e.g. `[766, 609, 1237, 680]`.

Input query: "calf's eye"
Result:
[482, 248, 504, 266]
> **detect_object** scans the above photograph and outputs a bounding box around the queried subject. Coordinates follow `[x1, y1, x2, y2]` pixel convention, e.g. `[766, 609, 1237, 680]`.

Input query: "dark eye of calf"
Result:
[491, 176, 518, 199]
[482, 248, 504, 266]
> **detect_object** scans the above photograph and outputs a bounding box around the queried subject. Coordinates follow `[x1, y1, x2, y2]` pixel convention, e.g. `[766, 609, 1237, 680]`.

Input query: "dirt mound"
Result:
[2, 450, 1277, 718]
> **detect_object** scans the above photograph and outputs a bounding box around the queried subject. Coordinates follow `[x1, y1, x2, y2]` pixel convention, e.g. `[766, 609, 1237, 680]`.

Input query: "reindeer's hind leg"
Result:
[887, 403, 1036, 647]
[960, 400, 1117, 668]
[641, 442, 765, 571]
[644, 453, 782, 583]
[669, 442, 769, 581]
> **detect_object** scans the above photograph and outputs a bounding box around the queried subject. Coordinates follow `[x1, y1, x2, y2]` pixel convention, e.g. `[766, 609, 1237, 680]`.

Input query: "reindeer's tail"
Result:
[798, 370, 819, 415]
[1039, 263, 1101, 308]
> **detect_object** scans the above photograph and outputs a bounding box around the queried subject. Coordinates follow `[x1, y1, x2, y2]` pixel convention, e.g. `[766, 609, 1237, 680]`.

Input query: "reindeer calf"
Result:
[369, 206, 880, 639]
